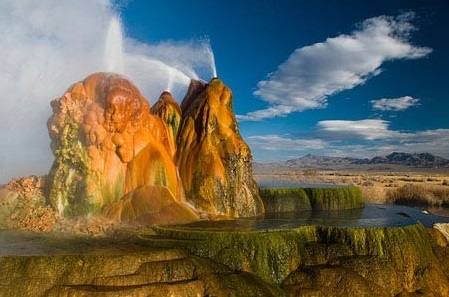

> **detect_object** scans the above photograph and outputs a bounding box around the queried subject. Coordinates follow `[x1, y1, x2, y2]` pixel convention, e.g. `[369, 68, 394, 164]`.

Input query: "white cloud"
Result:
[316, 119, 397, 140]
[0, 0, 216, 183]
[316, 119, 449, 147]
[248, 126, 449, 161]
[239, 12, 431, 121]
[370, 96, 420, 111]
[246, 135, 327, 151]
[236, 105, 296, 121]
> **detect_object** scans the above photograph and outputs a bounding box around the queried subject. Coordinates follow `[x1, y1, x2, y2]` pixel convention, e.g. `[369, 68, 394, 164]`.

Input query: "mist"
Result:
[0, 1, 217, 183]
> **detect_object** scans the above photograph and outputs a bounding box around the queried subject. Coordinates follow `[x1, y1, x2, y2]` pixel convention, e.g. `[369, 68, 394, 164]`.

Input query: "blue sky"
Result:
[119, 0, 449, 161]
[0, 0, 448, 182]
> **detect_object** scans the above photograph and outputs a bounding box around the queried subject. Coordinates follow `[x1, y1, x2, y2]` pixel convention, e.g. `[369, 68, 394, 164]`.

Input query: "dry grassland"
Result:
[254, 170, 449, 206]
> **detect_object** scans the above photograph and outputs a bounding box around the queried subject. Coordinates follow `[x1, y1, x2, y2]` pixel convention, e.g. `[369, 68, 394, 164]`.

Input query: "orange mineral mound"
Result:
[46, 73, 189, 221]
[103, 185, 197, 226]
[151, 91, 182, 151]
[46, 73, 262, 225]
[176, 78, 264, 217]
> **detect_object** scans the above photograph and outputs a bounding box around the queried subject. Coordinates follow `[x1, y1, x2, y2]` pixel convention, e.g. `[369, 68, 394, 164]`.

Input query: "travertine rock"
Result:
[0, 243, 282, 297]
[151, 91, 182, 151]
[46, 73, 262, 223]
[176, 78, 264, 217]
[46, 73, 183, 219]
[103, 186, 198, 226]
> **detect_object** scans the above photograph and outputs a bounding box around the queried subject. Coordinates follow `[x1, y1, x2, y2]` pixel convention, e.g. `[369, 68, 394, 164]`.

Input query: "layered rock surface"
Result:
[45, 72, 262, 225]
[46, 73, 195, 224]
[2, 224, 449, 297]
[176, 78, 264, 217]
[260, 187, 364, 212]
[150, 222, 449, 296]
[0, 231, 281, 297]
[151, 91, 182, 149]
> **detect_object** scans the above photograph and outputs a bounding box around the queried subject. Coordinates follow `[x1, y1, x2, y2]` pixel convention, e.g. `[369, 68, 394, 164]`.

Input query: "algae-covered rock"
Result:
[260, 186, 363, 212]
[151, 91, 182, 149]
[176, 78, 264, 218]
[0, 243, 282, 297]
[260, 188, 311, 212]
[305, 187, 364, 210]
[151, 222, 449, 296]
[152, 225, 317, 283]
[46, 73, 182, 219]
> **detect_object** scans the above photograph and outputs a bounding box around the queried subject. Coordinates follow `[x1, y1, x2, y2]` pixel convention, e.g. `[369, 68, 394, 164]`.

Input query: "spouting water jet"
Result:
[104, 15, 125, 74]
[202, 39, 217, 79]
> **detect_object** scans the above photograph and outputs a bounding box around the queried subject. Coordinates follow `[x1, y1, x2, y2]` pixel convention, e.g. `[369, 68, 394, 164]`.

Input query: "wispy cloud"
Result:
[316, 119, 397, 140]
[246, 135, 327, 151]
[239, 12, 431, 121]
[370, 96, 420, 111]
[248, 120, 449, 160]
[0, 0, 216, 183]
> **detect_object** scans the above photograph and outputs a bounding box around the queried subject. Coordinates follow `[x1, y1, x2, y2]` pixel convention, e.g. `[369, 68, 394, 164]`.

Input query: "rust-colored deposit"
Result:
[176, 78, 264, 218]
[46, 72, 262, 225]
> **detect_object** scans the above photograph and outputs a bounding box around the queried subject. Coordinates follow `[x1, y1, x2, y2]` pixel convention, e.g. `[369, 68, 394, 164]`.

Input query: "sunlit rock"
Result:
[153, 222, 449, 296]
[0, 176, 57, 231]
[151, 91, 182, 152]
[46, 73, 181, 218]
[176, 78, 264, 217]
[103, 186, 197, 226]
[0, 240, 282, 297]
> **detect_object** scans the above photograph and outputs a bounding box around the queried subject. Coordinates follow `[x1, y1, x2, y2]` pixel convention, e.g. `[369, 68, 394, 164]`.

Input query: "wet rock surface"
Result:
[42, 73, 263, 227]
[0, 230, 282, 297]
[176, 78, 264, 218]
[260, 186, 364, 212]
[149, 222, 449, 296]
[2, 219, 449, 297]
[46, 73, 180, 218]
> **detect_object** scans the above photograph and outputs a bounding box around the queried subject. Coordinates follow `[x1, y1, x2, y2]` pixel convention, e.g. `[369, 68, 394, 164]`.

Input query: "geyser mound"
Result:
[45, 72, 262, 226]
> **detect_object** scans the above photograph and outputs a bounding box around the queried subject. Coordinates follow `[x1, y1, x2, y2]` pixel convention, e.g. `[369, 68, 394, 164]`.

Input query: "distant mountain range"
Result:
[254, 152, 449, 172]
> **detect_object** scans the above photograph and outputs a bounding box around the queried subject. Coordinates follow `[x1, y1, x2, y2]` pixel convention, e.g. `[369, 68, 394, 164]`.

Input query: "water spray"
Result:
[104, 15, 125, 74]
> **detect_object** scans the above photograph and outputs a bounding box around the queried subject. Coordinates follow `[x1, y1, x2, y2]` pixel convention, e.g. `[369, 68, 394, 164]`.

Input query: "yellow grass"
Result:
[254, 170, 449, 206]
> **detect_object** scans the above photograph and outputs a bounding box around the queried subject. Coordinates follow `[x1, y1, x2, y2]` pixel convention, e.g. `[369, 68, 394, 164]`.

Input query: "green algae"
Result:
[151, 222, 433, 286]
[260, 188, 311, 212]
[152, 225, 317, 283]
[0, 244, 284, 297]
[260, 186, 364, 213]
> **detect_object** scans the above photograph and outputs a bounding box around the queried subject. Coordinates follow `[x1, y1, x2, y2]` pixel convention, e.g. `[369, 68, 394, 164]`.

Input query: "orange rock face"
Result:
[46, 73, 187, 220]
[103, 186, 197, 226]
[46, 73, 262, 224]
[151, 91, 182, 150]
[176, 78, 264, 217]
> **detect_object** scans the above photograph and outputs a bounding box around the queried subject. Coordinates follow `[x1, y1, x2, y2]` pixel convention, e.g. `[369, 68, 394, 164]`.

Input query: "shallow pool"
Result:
[174, 204, 449, 231]
[1, 204, 448, 255]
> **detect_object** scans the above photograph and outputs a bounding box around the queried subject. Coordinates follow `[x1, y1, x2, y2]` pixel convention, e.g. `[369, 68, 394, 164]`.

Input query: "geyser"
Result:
[203, 41, 218, 78]
[45, 73, 262, 223]
[0, 2, 221, 184]
[104, 15, 124, 73]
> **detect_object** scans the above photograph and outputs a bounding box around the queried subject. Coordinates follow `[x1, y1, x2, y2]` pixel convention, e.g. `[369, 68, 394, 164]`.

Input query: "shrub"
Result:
[386, 184, 449, 207]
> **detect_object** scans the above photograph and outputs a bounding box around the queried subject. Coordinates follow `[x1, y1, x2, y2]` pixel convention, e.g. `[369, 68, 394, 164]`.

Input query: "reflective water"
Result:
[2, 204, 449, 255]
[0, 230, 149, 256]
[175, 204, 449, 231]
